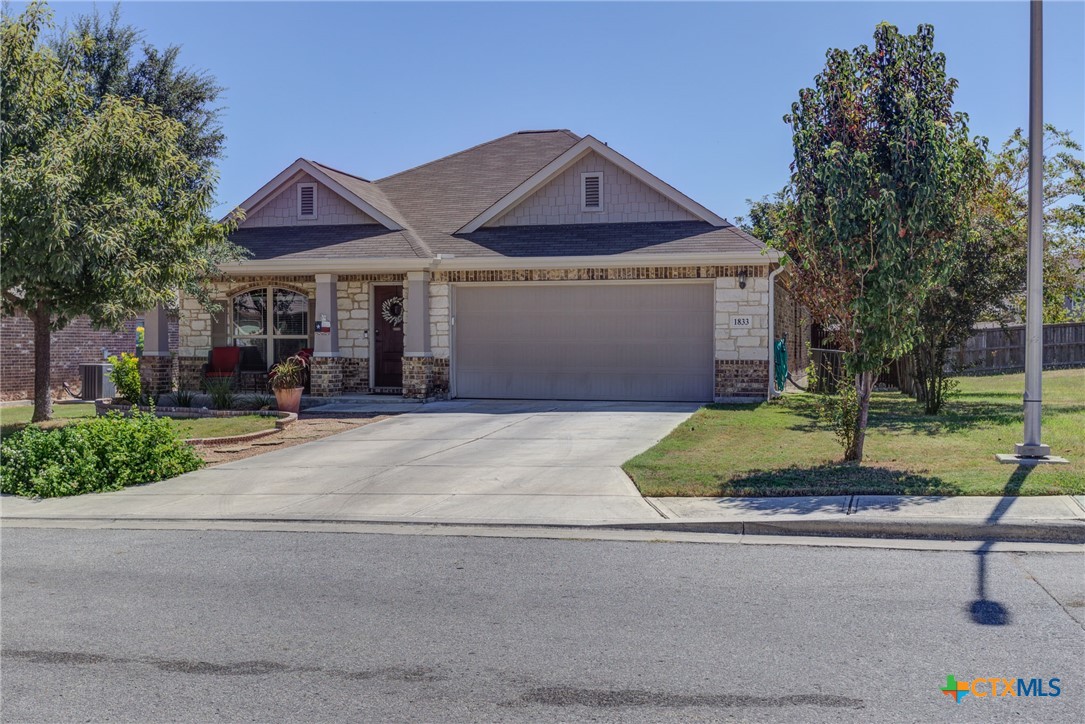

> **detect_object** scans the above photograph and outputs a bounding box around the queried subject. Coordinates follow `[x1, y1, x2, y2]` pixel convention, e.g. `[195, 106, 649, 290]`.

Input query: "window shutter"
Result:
[298, 184, 317, 218]
[210, 303, 228, 348]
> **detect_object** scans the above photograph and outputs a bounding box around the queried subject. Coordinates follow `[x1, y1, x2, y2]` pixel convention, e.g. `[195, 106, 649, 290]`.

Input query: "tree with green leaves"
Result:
[1, 2, 240, 422]
[910, 126, 1084, 414]
[778, 23, 987, 461]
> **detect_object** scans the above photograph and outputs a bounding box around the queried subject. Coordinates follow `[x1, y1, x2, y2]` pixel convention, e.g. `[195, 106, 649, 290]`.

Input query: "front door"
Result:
[373, 285, 404, 389]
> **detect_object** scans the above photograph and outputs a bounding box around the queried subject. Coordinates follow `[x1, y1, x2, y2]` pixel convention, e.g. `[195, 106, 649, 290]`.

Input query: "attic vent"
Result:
[581, 172, 602, 212]
[298, 183, 317, 219]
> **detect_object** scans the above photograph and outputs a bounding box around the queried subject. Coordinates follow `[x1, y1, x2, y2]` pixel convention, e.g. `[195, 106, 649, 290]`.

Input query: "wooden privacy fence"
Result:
[950, 322, 1085, 374]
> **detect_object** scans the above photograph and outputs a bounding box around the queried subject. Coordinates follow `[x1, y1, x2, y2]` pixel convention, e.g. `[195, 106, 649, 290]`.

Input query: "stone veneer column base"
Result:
[140, 355, 175, 397]
[177, 356, 205, 392]
[402, 356, 450, 400]
[310, 356, 344, 397]
[714, 359, 769, 400]
[341, 357, 369, 394]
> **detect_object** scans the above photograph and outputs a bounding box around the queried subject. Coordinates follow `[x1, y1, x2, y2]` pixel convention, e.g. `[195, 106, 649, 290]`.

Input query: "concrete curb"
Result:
[2, 514, 1082, 544]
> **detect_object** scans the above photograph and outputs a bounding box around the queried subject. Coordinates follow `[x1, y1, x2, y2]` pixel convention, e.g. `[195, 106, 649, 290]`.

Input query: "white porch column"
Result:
[404, 271, 431, 357]
[143, 304, 171, 357]
[314, 273, 340, 357]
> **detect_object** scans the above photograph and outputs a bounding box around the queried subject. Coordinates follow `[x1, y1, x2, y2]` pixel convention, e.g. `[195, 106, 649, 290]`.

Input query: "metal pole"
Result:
[1016, 0, 1051, 457]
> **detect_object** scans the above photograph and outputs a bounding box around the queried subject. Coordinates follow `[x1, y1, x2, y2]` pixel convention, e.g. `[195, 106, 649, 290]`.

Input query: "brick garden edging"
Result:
[93, 399, 297, 446]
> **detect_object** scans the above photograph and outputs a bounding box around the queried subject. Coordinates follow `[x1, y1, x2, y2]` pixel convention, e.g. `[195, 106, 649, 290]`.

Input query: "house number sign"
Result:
[731, 316, 752, 329]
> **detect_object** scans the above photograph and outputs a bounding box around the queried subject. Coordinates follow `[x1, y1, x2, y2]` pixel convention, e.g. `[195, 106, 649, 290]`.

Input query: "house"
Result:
[155, 130, 807, 402]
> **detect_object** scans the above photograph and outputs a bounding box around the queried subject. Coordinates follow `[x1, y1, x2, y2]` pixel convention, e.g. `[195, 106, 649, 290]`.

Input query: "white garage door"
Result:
[453, 283, 714, 401]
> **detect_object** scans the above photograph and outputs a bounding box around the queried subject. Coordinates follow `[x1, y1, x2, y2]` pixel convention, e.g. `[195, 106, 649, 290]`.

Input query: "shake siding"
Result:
[240, 173, 378, 228]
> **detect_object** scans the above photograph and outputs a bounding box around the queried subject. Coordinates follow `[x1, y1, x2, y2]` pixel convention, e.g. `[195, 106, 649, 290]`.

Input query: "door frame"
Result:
[448, 279, 715, 402]
[369, 281, 406, 391]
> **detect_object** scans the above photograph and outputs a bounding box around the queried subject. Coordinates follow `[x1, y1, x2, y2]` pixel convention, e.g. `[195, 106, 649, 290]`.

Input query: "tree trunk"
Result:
[845, 370, 875, 462]
[31, 303, 54, 422]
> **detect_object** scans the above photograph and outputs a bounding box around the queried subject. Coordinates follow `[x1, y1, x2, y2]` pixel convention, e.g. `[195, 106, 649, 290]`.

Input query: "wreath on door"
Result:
[381, 296, 404, 327]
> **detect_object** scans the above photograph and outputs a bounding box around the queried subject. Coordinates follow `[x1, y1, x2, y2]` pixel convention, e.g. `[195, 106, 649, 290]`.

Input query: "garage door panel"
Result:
[454, 283, 713, 402]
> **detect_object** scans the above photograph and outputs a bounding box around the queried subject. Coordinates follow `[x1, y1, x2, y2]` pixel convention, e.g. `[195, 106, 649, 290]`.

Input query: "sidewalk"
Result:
[3, 490, 1083, 543]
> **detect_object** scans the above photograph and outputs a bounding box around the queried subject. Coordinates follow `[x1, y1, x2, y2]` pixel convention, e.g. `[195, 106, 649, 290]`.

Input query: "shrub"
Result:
[816, 382, 860, 456]
[173, 388, 195, 408]
[0, 410, 203, 498]
[205, 378, 235, 410]
[248, 393, 275, 411]
[107, 352, 142, 404]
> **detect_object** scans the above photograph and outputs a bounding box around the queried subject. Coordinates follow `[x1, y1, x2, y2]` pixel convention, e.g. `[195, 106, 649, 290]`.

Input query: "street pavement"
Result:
[2, 527, 1082, 722]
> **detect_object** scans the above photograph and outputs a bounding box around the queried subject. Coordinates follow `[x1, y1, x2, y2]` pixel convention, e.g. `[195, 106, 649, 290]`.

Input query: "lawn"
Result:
[0, 403, 276, 441]
[624, 368, 1085, 497]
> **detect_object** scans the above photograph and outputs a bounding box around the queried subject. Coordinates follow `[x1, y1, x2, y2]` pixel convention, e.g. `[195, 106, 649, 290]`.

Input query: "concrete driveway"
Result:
[2, 400, 698, 525]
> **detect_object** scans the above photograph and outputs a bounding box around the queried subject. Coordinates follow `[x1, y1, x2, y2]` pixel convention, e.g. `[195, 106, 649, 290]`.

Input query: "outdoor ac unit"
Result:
[79, 363, 116, 400]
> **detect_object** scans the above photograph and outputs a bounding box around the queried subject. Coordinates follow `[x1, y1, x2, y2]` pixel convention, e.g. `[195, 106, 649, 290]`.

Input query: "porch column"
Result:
[311, 273, 343, 396]
[403, 271, 433, 399]
[141, 304, 173, 396]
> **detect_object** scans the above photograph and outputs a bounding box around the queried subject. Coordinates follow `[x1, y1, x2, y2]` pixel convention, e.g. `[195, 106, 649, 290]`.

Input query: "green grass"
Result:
[624, 368, 1085, 497]
[0, 403, 275, 441]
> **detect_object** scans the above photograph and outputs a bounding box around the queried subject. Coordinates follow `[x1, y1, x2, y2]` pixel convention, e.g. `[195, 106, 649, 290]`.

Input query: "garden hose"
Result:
[774, 338, 788, 393]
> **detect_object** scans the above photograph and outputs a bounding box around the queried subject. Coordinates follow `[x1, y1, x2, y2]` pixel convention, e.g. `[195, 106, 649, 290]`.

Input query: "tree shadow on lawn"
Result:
[713, 463, 964, 501]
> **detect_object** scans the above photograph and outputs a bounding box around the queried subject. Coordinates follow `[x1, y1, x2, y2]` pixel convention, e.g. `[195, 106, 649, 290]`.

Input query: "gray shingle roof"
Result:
[228, 130, 765, 262]
[231, 224, 423, 260]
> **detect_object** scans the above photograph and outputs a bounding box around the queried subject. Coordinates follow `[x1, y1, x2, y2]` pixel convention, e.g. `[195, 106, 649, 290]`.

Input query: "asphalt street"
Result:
[2, 527, 1082, 722]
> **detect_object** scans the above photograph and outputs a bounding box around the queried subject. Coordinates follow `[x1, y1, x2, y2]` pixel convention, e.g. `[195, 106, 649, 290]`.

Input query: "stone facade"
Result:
[487, 151, 699, 227]
[714, 276, 770, 364]
[240, 173, 378, 228]
[715, 360, 769, 399]
[310, 356, 344, 397]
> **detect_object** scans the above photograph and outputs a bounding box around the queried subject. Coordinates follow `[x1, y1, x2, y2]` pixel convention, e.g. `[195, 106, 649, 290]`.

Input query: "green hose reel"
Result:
[773, 337, 788, 393]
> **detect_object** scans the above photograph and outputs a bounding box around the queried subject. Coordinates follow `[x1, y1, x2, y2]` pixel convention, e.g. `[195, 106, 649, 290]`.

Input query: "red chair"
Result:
[203, 347, 241, 388]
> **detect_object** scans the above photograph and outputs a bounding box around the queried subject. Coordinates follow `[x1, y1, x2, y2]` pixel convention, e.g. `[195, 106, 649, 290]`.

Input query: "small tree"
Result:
[0, 3, 240, 422]
[911, 126, 1084, 413]
[779, 23, 987, 461]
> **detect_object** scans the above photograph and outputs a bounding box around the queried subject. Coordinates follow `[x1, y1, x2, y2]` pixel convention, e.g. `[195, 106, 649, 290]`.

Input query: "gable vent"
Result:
[581, 172, 602, 212]
[298, 183, 317, 219]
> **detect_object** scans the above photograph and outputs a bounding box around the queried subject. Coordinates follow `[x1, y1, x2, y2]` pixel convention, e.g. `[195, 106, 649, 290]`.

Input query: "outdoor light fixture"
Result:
[738, 272, 747, 289]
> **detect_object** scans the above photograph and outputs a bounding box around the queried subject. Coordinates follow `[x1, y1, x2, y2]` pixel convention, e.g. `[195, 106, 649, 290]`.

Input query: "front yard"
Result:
[0, 403, 276, 441]
[624, 369, 1085, 497]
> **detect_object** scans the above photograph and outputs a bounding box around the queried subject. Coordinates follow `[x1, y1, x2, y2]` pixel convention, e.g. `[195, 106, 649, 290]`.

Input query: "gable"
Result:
[239, 173, 379, 229]
[484, 151, 700, 228]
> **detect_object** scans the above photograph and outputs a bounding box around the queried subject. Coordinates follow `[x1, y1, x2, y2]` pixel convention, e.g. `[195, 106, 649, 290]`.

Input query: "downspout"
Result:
[766, 264, 785, 401]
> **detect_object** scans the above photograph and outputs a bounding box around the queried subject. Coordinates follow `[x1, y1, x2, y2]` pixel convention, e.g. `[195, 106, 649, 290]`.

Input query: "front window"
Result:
[232, 287, 310, 369]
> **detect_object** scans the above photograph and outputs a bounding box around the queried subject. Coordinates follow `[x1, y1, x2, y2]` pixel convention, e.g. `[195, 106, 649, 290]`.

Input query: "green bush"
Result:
[0, 410, 203, 498]
[107, 352, 142, 403]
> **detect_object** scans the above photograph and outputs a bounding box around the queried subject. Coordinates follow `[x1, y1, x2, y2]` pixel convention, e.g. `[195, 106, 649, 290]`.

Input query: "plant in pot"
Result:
[269, 354, 308, 413]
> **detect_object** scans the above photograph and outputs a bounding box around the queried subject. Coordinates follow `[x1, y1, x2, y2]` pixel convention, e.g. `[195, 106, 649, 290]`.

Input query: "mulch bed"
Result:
[198, 413, 397, 466]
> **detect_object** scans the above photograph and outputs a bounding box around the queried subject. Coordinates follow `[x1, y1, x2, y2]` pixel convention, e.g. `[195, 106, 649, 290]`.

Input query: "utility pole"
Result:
[998, 0, 1066, 465]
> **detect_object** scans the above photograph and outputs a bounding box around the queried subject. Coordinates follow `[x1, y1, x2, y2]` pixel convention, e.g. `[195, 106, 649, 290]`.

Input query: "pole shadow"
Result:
[968, 465, 1032, 626]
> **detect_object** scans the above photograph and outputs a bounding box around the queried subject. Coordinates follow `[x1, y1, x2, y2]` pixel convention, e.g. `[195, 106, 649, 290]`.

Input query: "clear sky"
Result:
[30, 1, 1085, 220]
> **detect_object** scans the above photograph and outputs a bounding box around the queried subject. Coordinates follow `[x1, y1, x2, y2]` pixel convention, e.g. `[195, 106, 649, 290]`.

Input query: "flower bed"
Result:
[94, 399, 297, 434]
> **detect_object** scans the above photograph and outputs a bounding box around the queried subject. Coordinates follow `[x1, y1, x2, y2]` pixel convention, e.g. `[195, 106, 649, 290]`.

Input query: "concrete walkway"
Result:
[1, 400, 698, 526]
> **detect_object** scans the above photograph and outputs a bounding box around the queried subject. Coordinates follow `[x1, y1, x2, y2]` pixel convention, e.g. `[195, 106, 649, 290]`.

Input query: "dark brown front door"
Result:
[373, 285, 404, 389]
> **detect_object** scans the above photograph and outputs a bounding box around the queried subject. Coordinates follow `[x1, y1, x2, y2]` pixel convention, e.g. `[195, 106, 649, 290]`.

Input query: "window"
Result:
[297, 183, 317, 219]
[231, 287, 311, 369]
[581, 172, 603, 212]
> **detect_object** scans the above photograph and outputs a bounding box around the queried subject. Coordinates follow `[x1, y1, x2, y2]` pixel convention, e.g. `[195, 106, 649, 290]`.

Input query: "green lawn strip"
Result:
[623, 369, 1085, 497]
[166, 415, 277, 440]
[0, 404, 275, 441]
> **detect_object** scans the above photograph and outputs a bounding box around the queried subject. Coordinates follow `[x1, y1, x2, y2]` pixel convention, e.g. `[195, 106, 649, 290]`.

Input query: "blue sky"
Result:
[33, 1, 1085, 220]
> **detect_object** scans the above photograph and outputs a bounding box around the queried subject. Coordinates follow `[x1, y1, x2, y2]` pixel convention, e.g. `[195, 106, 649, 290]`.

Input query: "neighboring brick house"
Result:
[0, 315, 157, 402]
[164, 130, 806, 402]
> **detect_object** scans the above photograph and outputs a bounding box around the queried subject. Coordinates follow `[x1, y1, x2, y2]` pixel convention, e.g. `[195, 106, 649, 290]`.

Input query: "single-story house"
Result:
[151, 130, 807, 402]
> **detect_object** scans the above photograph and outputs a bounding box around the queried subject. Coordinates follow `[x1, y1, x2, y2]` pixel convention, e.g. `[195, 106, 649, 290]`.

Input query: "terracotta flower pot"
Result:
[273, 386, 304, 414]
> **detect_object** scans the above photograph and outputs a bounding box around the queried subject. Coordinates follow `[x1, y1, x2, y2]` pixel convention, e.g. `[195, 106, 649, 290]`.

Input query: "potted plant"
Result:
[269, 354, 308, 413]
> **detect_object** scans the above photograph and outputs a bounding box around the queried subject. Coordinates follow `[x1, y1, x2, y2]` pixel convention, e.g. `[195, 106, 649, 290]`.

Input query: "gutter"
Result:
[766, 263, 786, 401]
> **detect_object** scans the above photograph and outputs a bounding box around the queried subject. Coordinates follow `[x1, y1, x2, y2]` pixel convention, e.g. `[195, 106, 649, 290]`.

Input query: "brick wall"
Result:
[0, 313, 154, 401]
[774, 278, 810, 377]
[487, 151, 699, 226]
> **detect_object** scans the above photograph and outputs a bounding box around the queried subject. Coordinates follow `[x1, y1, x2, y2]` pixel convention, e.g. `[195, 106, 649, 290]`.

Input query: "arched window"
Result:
[231, 287, 311, 369]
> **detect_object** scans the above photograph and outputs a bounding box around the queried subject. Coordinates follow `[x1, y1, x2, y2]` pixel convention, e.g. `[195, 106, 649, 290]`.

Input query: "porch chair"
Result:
[203, 346, 241, 389]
